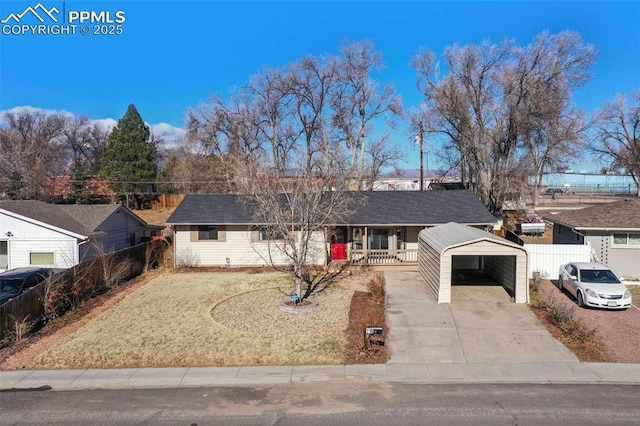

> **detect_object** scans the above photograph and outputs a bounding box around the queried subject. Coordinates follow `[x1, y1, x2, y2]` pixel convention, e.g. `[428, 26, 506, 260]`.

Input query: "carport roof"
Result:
[419, 222, 526, 254]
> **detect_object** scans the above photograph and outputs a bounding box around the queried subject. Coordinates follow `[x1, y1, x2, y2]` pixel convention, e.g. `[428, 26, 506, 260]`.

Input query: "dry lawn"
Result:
[29, 272, 356, 369]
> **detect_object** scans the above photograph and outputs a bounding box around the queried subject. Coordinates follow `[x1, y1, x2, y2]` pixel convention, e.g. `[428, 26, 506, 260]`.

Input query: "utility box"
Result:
[517, 222, 546, 235]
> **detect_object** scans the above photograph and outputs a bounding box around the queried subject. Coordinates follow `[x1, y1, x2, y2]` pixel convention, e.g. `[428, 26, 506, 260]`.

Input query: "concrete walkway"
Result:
[385, 271, 577, 364]
[1, 271, 638, 391]
[1, 362, 639, 391]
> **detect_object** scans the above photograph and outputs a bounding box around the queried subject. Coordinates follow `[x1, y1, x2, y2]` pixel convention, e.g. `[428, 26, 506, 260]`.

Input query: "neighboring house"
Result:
[372, 178, 429, 191]
[0, 200, 162, 272]
[166, 191, 497, 268]
[543, 197, 640, 279]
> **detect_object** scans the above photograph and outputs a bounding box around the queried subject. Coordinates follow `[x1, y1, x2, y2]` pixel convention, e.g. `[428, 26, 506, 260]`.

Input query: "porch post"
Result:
[392, 227, 398, 258]
[347, 226, 351, 261]
[363, 226, 368, 264]
[324, 226, 329, 266]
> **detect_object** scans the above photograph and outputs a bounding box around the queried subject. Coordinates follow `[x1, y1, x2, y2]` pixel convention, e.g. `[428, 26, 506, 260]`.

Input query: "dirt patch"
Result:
[529, 280, 640, 363]
[132, 208, 175, 226]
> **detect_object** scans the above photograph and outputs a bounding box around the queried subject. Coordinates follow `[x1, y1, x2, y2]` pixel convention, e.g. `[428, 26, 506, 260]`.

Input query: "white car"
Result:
[558, 262, 632, 310]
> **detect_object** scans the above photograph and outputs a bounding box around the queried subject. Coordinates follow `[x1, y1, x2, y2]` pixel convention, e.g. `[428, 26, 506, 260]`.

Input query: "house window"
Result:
[30, 252, 54, 266]
[0, 241, 7, 269]
[258, 227, 286, 241]
[613, 233, 640, 246]
[198, 225, 218, 240]
[352, 228, 363, 250]
[369, 229, 391, 250]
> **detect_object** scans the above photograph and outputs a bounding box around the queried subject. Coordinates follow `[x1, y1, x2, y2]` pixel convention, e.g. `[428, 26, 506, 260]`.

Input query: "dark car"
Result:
[0, 267, 53, 304]
[545, 188, 563, 195]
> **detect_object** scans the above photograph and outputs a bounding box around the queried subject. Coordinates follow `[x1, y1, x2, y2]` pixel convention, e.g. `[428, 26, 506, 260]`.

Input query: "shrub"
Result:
[536, 289, 597, 341]
[3, 315, 36, 343]
[176, 248, 200, 268]
[368, 272, 385, 305]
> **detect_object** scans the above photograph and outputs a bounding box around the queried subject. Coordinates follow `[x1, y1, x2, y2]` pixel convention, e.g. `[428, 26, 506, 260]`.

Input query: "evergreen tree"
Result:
[99, 104, 158, 208]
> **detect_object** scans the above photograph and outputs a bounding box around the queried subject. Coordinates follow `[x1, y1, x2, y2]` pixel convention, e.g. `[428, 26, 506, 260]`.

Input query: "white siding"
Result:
[417, 235, 441, 302]
[6, 238, 77, 269]
[0, 211, 79, 270]
[525, 243, 591, 279]
[174, 225, 327, 267]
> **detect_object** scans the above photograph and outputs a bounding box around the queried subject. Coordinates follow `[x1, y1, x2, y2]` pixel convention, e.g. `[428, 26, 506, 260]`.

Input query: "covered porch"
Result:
[328, 226, 420, 266]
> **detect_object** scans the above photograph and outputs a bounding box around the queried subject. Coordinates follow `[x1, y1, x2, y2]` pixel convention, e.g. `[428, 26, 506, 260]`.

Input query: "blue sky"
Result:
[1, 0, 639, 171]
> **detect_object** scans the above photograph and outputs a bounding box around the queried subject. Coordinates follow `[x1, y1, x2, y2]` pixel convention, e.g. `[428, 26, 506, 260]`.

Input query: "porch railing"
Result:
[350, 249, 418, 265]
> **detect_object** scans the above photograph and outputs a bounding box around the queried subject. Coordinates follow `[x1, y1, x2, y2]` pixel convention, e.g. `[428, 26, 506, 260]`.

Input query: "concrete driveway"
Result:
[385, 271, 578, 364]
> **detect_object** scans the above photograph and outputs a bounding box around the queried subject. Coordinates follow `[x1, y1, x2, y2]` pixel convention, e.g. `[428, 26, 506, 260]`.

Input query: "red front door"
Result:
[330, 243, 348, 261]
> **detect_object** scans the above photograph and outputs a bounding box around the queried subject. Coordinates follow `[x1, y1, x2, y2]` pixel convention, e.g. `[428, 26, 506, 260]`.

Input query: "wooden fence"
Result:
[152, 194, 184, 209]
[0, 240, 167, 342]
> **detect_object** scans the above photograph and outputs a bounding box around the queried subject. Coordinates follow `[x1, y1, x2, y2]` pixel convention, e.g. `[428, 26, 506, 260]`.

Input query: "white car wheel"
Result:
[577, 291, 585, 308]
[558, 276, 563, 290]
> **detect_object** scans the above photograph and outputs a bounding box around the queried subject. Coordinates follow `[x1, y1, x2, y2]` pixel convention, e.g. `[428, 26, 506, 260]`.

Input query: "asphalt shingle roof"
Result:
[543, 197, 640, 229]
[0, 200, 124, 236]
[166, 191, 496, 226]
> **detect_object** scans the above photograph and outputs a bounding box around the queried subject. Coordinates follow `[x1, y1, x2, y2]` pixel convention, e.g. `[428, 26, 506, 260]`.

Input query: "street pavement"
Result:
[1, 272, 639, 391]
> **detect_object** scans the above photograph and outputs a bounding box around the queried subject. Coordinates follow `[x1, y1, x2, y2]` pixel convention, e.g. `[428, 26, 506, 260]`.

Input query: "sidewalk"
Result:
[2, 362, 640, 391]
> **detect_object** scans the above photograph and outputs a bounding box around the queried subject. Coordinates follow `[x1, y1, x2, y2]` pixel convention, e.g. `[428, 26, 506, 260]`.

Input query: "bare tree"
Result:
[234, 146, 358, 301]
[186, 94, 264, 190]
[514, 31, 595, 204]
[0, 110, 67, 199]
[411, 31, 596, 213]
[286, 55, 339, 174]
[590, 92, 640, 196]
[362, 134, 404, 189]
[332, 40, 402, 188]
[158, 148, 234, 194]
[186, 40, 403, 195]
[60, 115, 109, 174]
[248, 69, 296, 174]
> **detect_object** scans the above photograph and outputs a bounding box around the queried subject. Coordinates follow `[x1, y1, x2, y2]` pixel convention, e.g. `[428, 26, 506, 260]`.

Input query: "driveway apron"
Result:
[384, 271, 578, 364]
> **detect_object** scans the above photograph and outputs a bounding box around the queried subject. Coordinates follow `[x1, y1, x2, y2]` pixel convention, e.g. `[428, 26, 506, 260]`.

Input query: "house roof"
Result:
[166, 191, 496, 226]
[543, 197, 640, 230]
[419, 222, 525, 254]
[0, 200, 143, 237]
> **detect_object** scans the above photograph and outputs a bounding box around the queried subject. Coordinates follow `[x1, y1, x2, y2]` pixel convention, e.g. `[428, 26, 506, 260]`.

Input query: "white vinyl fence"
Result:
[524, 243, 592, 279]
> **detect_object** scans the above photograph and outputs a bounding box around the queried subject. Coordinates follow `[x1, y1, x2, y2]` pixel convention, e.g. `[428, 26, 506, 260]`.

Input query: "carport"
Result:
[418, 222, 528, 304]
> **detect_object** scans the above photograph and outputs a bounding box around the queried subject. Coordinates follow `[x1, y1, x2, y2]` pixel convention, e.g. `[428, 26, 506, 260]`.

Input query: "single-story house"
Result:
[0, 200, 163, 271]
[166, 191, 497, 268]
[543, 197, 640, 279]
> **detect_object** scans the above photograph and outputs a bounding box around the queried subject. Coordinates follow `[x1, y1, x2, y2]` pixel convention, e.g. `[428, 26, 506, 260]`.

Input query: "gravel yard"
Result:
[536, 280, 640, 363]
[27, 271, 358, 369]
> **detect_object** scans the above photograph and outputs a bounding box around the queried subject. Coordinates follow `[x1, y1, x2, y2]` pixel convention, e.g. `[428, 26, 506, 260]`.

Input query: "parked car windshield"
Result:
[579, 269, 620, 284]
[0, 278, 24, 295]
